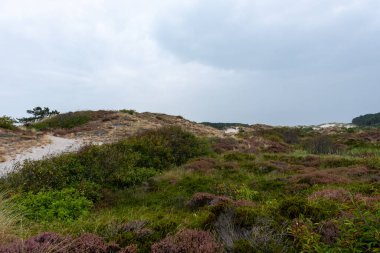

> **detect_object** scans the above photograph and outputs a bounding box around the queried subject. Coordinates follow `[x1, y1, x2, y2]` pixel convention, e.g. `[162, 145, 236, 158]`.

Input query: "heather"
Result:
[0, 122, 379, 252]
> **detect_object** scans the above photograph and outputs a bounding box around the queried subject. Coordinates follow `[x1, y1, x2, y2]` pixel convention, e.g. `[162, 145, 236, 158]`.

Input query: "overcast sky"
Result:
[0, 0, 379, 125]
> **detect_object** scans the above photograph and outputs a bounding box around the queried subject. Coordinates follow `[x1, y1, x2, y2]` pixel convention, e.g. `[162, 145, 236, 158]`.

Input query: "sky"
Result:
[0, 0, 379, 126]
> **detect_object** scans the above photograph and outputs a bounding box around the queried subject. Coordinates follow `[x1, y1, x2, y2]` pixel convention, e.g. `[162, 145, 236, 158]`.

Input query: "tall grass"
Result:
[0, 192, 19, 244]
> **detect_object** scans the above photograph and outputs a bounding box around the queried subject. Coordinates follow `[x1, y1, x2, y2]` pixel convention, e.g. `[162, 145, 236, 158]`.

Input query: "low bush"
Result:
[308, 188, 351, 202]
[0, 116, 16, 130]
[0, 232, 137, 253]
[187, 192, 231, 209]
[16, 188, 93, 221]
[120, 109, 136, 115]
[303, 135, 342, 155]
[151, 229, 222, 253]
[278, 197, 325, 221]
[31, 111, 95, 130]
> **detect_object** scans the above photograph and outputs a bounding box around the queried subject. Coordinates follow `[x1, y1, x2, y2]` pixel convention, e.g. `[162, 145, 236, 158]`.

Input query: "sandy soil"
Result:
[0, 135, 84, 177]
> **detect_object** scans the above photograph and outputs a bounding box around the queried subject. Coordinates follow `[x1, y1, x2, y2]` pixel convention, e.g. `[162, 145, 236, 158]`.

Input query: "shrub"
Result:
[278, 197, 323, 221]
[31, 111, 94, 130]
[0, 116, 16, 130]
[290, 171, 350, 186]
[0, 232, 135, 253]
[318, 220, 340, 245]
[16, 188, 93, 221]
[187, 192, 231, 209]
[211, 138, 239, 154]
[0, 232, 71, 253]
[126, 126, 211, 169]
[308, 188, 351, 202]
[68, 233, 108, 253]
[303, 135, 341, 154]
[183, 158, 217, 172]
[120, 109, 136, 115]
[151, 229, 222, 253]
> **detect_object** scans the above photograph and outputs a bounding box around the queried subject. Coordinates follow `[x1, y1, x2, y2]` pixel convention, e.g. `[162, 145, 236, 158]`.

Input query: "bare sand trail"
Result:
[0, 135, 83, 177]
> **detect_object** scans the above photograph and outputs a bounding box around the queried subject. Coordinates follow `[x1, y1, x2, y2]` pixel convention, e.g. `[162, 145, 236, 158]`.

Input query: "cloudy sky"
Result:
[0, 0, 379, 125]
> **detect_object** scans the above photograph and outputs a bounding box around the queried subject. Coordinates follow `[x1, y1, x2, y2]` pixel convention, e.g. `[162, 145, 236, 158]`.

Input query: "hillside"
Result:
[0, 111, 379, 252]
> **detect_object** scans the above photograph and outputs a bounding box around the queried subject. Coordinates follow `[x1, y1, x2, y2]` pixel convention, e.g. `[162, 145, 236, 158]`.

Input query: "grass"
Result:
[0, 125, 379, 252]
[0, 192, 19, 245]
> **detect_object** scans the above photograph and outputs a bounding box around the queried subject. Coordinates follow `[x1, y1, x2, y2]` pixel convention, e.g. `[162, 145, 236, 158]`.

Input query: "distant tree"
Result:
[18, 107, 60, 125]
[352, 112, 380, 127]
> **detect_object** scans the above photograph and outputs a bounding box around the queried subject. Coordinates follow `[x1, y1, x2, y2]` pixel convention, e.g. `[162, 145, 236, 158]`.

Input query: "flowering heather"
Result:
[308, 188, 351, 202]
[151, 229, 222, 253]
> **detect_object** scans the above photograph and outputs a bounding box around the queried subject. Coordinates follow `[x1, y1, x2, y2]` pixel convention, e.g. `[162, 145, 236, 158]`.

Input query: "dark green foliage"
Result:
[352, 112, 380, 126]
[120, 109, 136, 115]
[0, 115, 16, 130]
[201, 122, 249, 130]
[31, 111, 94, 130]
[278, 197, 325, 221]
[16, 188, 93, 221]
[127, 126, 211, 169]
[17, 106, 59, 125]
[233, 239, 255, 253]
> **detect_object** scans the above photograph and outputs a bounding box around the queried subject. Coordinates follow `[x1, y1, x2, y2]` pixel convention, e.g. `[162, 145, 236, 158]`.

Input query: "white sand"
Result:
[0, 135, 84, 177]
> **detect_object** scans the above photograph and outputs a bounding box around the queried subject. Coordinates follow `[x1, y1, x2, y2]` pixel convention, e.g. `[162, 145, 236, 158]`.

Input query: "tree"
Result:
[18, 107, 60, 125]
[352, 112, 380, 127]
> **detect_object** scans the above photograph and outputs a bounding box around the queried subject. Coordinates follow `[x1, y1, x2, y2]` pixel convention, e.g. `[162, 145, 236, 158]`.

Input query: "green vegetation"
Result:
[30, 111, 96, 130]
[17, 106, 59, 125]
[0, 124, 379, 252]
[16, 188, 93, 222]
[352, 112, 380, 126]
[120, 109, 137, 115]
[0, 115, 16, 130]
[201, 122, 249, 130]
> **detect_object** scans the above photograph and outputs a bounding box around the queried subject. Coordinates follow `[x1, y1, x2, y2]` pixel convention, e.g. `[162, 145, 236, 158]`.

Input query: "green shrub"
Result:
[126, 126, 211, 169]
[120, 109, 136, 115]
[278, 197, 325, 221]
[31, 111, 94, 130]
[16, 188, 93, 221]
[233, 239, 255, 253]
[0, 116, 16, 130]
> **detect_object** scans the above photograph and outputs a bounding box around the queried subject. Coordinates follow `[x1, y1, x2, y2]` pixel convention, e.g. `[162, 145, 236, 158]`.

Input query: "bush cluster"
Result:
[0, 116, 16, 130]
[16, 188, 93, 221]
[1, 127, 210, 203]
[31, 111, 94, 130]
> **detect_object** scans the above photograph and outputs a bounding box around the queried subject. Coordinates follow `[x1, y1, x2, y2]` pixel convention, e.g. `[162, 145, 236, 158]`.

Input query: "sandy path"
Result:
[0, 135, 84, 177]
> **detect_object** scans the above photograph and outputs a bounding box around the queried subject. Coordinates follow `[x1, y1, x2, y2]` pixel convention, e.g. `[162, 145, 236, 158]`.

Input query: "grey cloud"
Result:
[156, 0, 380, 72]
